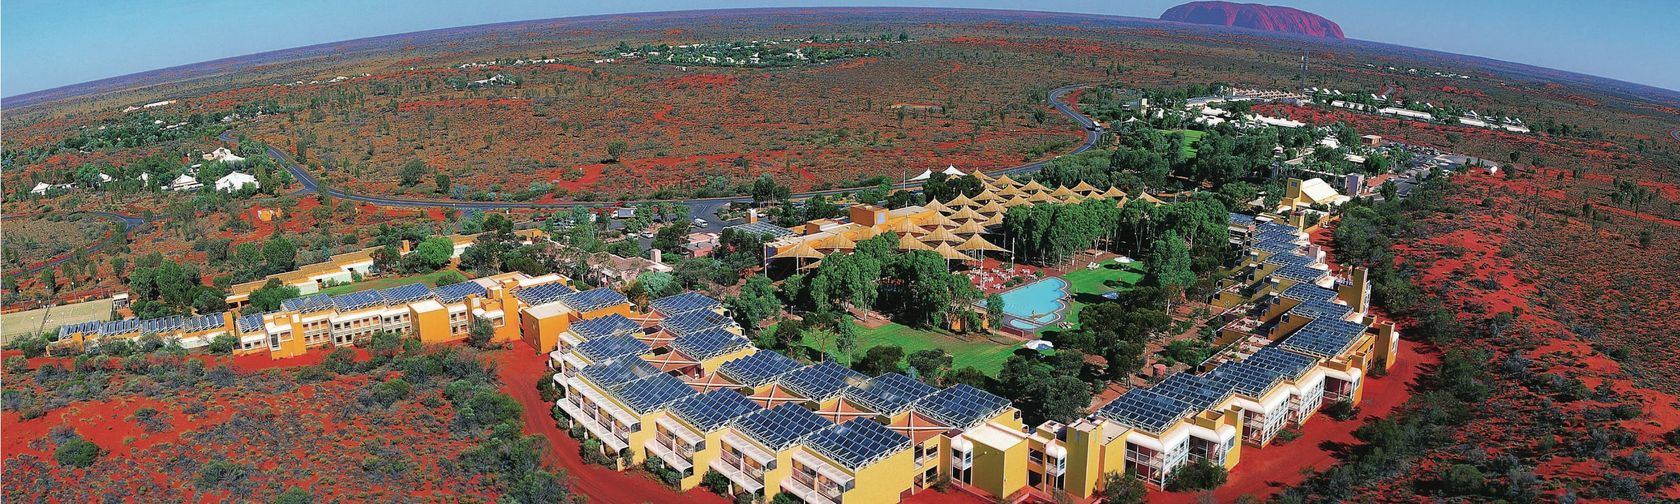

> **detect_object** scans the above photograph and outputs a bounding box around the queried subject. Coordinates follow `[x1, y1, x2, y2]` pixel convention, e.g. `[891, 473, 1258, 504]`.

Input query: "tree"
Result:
[207, 333, 239, 354]
[54, 437, 101, 467]
[39, 268, 57, 295]
[272, 488, 313, 504]
[726, 275, 782, 334]
[412, 236, 456, 271]
[467, 318, 496, 348]
[1165, 458, 1227, 491]
[434, 173, 452, 194]
[399, 159, 429, 186]
[1145, 230, 1195, 308]
[854, 345, 905, 375]
[750, 174, 789, 206]
[434, 270, 468, 286]
[248, 278, 301, 312]
[606, 140, 628, 162]
[984, 293, 1006, 329]
[906, 349, 953, 384]
[1100, 472, 1146, 504]
[263, 236, 297, 273]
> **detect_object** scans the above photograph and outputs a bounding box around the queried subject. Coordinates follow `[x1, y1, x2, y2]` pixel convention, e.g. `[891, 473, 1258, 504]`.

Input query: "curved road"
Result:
[223, 84, 1101, 226]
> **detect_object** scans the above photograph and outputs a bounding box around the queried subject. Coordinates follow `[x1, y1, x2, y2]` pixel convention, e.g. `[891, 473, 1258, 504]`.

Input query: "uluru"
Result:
[1160, 1, 1344, 39]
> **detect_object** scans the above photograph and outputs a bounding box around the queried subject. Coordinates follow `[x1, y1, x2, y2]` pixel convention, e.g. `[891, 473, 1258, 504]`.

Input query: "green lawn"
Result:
[1060, 261, 1145, 328]
[1170, 129, 1205, 158]
[802, 321, 1019, 376]
[318, 269, 465, 296]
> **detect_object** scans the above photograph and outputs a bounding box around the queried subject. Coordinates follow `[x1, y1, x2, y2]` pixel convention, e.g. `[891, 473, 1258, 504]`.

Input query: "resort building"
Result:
[223, 229, 546, 308]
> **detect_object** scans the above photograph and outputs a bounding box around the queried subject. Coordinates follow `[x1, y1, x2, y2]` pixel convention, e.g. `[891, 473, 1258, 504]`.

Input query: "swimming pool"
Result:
[983, 277, 1070, 331]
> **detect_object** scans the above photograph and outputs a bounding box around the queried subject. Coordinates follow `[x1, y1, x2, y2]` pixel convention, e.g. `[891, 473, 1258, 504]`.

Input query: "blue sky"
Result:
[4, 0, 1677, 96]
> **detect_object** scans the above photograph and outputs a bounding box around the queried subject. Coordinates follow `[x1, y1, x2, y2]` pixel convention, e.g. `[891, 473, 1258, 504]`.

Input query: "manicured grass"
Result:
[1061, 261, 1145, 328]
[802, 321, 1019, 376]
[318, 269, 464, 296]
[1171, 129, 1205, 158]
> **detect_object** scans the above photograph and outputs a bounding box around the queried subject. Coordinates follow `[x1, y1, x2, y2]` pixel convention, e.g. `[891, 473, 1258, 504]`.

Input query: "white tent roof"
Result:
[942, 165, 965, 176]
[909, 169, 933, 182]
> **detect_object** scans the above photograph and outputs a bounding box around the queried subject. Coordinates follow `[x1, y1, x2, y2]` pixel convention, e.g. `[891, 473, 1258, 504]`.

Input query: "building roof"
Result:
[559, 287, 628, 313]
[1245, 346, 1319, 381]
[915, 384, 1011, 430]
[726, 221, 797, 240]
[575, 335, 652, 362]
[1097, 388, 1196, 435]
[1280, 318, 1369, 358]
[658, 308, 734, 337]
[805, 417, 913, 470]
[434, 280, 488, 303]
[616, 372, 696, 415]
[1148, 373, 1236, 412]
[718, 351, 803, 388]
[670, 388, 764, 433]
[778, 361, 866, 403]
[379, 283, 436, 305]
[670, 327, 751, 361]
[282, 294, 335, 313]
[1207, 361, 1285, 398]
[571, 313, 643, 341]
[844, 373, 937, 416]
[735, 403, 830, 451]
[514, 281, 576, 306]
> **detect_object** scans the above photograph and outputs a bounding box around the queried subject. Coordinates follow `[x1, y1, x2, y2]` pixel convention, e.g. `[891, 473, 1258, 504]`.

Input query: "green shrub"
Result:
[207, 333, 239, 354]
[1165, 458, 1227, 492]
[54, 438, 101, 467]
[1323, 399, 1358, 421]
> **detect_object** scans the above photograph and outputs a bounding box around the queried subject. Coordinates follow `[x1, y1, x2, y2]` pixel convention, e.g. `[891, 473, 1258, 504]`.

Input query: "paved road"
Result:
[223, 84, 1100, 231]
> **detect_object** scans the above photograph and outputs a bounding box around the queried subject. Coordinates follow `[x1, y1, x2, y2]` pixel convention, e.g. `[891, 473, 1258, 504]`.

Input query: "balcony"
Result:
[645, 438, 694, 473]
[556, 396, 628, 453]
[782, 471, 843, 504]
[709, 454, 766, 494]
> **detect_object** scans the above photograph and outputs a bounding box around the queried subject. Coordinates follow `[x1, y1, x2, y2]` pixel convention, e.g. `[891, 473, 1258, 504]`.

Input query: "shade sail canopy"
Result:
[932, 242, 977, 262]
[955, 234, 1006, 252]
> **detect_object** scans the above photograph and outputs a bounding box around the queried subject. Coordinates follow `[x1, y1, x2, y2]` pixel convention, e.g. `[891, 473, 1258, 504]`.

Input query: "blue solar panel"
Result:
[282, 293, 335, 313]
[1207, 361, 1285, 397]
[717, 351, 802, 388]
[560, 288, 628, 313]
[1148, 373, 1235, 412]
[616, 372, 696, 415]
[650, 292, 722, 317]
[581, 357, 663, 389]
[1253, 239, 1304, 255]
[805, 418, 913, 469]
[1247, 346, 1319, 380]
[845, 373, 937, 416]
[659, 309, 734, 337]
[671, 327, 751, 361]
[379, 283, 435, 304]
[726, 221, 797, 239]
[236, 313, 266, 332]
[184, 313, 227, 332]
[670, 389, 764, 433]
[1288, 297, 1353, 321]
[575, 335, 651, 362]
[59, 320, 104, 338]
[1276, 264, 1328, 283]
[1264, 251, 1315, 268]
[571, 314, 642, 341]
[915, 384, 1011, 430]
[101, 318, 140, 334]
[1280, 283, 1338, 302]
[779, 361, 866, 402]
[734, 403, 830, 451]
[1097, 388, 1195, 434]
[1228, 213, 1257, 227]
[515, 282, 576, 306]
[1280, 318, 1368, 358]
[332, 290, 384, 312]
[140, 316, 184, 334]
[434, 280, 488, 303]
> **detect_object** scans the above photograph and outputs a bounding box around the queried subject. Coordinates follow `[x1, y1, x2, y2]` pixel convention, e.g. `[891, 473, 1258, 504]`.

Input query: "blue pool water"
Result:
[983, 277, 1069, 331]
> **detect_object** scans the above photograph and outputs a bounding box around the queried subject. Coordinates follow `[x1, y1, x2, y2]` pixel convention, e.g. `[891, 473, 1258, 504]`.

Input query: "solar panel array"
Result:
[59, 320, 104, 338]
[844, 373, 938, 416]
[659, 309, 734, 337]
[915, 384, 1011, 430]
[717, 351, 802, 387]
[734, 403, 830, 451]
[1288, 297, 1353, 321]
[515, 282, 576, 306]
[571, 314, 642, 341]
[670, 389, 764, 433]
[1097, 388, 1196, 435]
[779, 361, 866, 402]
[1281, 318, 1368, 358]
[649, 292, 721, 316]
[805, 418, 914, 470]
[1207, 361, 1285, 397]
[1276, 264, 1329, 283]
[1149, 373, 1235, 412]
[1253, 239, 1304, 255]
[140, 316, 185, 334]
[575, 335, 651, 362]
[616, 372, 697, 415]
[332, 290, 384, 312]
[102, 318, 141, 334]
[671, 327, 751, 361]
[184, 313, 227, 332]
[560, 288, 629, 313]
[1246, 346, 1319, 380]
[236, 313, 266, 333]
[580, 357, 663, 387]
[1264, 251, 1315, 268]
[282, 294, 336, 313]
[1228, 213, 1257, 227]
[1280, 283, 1338, 302]
[727, 221, 797, 239]
[434, 280, 488, 303]
[379, 283, 435, 304]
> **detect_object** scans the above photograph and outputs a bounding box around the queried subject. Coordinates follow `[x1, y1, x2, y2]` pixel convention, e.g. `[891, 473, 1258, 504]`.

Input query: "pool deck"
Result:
[991, 277, 1071, 332]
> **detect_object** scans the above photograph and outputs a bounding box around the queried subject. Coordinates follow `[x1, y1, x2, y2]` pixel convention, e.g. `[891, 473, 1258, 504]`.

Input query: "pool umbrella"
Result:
[954, 220, 989, 236]
[1027, 191, 1054, 203]
[1050, 186, 1079, 200]
[992, 174, 1021, 188]
[972, 171, 995, 183]
[947, 193, 973, 207]
[1070, 181, 1099, 195]
[898, 233, 933, 251]
[984, 213, 1005, 226]
[922, 226, 964, 244]
[955, 234, 1006, 253]
[1004, 195, 1032, 207]
[932, 242, 977, 262]
[1020, 180, 1049, 192]
[995, 185, 1026, 197]
[1100, 186, 1128, 200]
[971, 189, 1000, 202]
[977, 201, 1007, 215]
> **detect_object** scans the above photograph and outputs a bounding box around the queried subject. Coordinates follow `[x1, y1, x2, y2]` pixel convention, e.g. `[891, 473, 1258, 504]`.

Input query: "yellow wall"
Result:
[679, 427, 729, 491]
[760, 446, 797, 502]
[843, 447, 916, 504]
[412, 305, 453, 344]
[971, 436, 1026, 499]
[1064, 423, 1105, 499]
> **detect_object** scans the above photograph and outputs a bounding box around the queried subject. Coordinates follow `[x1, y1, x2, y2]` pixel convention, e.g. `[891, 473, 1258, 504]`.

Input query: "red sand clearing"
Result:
[494, 341, 728, 504]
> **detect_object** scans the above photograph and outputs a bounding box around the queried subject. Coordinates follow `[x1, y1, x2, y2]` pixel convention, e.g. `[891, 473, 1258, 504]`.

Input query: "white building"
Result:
[167, 174, 203, 192]
[215, 172, 259, 192]
[202, 147, 246, 164]
[30, 182, 74, 195]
